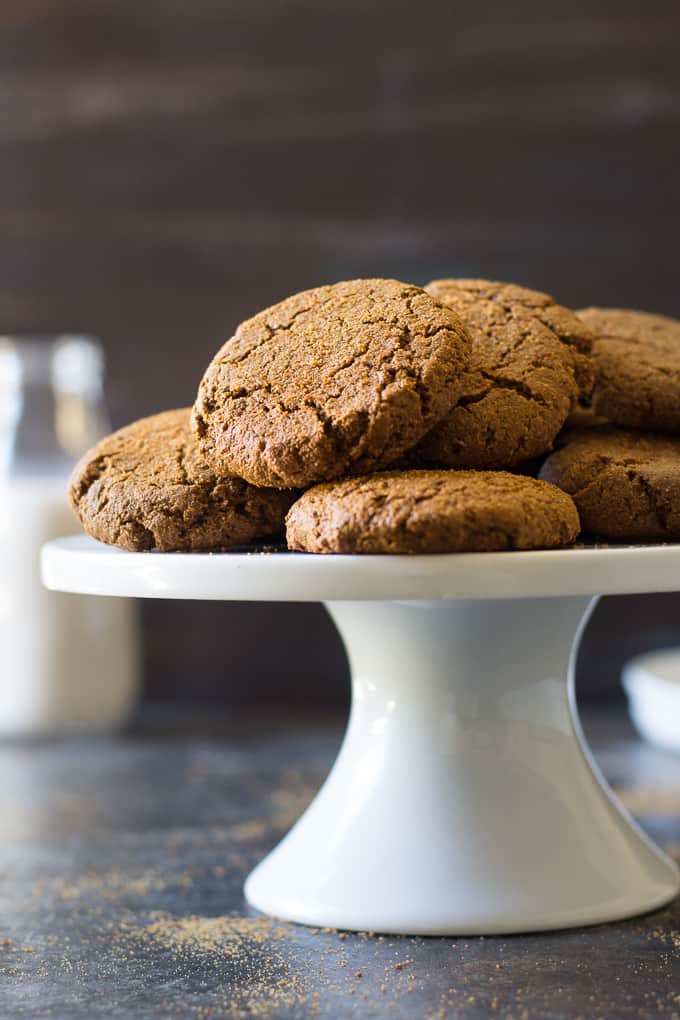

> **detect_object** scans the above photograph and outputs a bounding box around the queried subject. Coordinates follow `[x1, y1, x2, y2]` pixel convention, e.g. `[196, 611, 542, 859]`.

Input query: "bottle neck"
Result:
[0, 336, 109, 481]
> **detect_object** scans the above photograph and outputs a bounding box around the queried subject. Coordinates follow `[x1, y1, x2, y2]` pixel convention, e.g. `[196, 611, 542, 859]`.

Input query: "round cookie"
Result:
[539, 426, 680, 541]
[69, 408, 296, 552]
[413, 279, 594, 469]
[577, 307, 680, 432]
[285, 469, 580, 554]
[191, 279, 470, 489]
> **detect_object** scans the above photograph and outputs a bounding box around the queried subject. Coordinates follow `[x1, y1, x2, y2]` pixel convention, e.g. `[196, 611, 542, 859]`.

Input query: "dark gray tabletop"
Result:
[1, 707, 679, 1019]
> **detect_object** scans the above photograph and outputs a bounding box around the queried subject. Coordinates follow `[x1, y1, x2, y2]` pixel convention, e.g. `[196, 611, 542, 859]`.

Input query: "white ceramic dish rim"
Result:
[623, 648, 680, 755]
[623, 648, 680, 689]
[42, 534, 680, 602]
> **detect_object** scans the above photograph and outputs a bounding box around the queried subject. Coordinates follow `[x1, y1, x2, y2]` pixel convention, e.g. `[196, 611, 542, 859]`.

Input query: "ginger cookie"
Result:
[539, 426, 680, 541]
[412, 279, 594, 469]
[577, 307, 680, 432]
[69, 408, 296, 552]
[191, 279, 470, 489]
[285, 469, 580, 554]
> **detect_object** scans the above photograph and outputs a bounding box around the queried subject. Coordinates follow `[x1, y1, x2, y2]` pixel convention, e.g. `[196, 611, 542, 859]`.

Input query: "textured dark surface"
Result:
[0, 707, 679, 1018]
[3, 0, 680, 700]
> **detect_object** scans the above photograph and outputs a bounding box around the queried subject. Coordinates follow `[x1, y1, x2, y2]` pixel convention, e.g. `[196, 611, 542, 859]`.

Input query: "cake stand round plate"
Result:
[42, 535, 680, 935]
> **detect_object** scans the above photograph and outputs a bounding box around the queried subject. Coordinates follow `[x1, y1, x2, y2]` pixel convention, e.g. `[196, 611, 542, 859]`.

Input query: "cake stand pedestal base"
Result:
[245, 597, 679, 935]
[41, 537, 680, 936]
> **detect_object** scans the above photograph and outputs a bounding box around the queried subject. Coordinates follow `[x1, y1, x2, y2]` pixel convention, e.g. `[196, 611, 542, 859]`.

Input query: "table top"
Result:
[1, 706, 678, 1019]
[42, 534, 680, 601]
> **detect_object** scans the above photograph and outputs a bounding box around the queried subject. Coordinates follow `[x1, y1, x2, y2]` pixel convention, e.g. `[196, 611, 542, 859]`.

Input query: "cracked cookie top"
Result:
[577, 307, 680, 432]
[413, 279, 594, 469]
[286, 469, 580, 554]
[191, 279, 470, 489]
[539, 426, 680, 540]
[69, 408, 296, 552]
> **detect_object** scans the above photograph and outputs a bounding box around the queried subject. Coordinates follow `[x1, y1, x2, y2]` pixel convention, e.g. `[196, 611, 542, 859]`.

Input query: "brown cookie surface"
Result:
[413, 279, 594, 469]
[539, 426, 680, 540]
[286, 469, 580, 554]
[192, 279, 470, 489]
[69, 409, 295, 552]
[578, 307, 680, 432]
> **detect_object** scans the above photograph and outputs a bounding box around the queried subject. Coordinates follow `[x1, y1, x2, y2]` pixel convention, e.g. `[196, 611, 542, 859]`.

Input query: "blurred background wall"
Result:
[3, 0, 680, 705]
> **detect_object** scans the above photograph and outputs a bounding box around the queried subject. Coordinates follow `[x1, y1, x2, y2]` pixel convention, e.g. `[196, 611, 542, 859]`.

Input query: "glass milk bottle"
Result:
[0, 336, 139, 736]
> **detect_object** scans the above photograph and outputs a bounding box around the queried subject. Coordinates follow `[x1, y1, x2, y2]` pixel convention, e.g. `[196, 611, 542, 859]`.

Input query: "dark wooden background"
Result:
[5, 0, 680, 702]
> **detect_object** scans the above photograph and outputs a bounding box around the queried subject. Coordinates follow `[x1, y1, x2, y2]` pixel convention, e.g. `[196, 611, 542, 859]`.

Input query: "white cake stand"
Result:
[42, 535, 680, 936]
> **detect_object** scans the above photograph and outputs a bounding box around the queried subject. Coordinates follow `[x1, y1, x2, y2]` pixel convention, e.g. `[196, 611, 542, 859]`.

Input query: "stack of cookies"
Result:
[69, 278, 680, 555]
[539, 308, 680, 541]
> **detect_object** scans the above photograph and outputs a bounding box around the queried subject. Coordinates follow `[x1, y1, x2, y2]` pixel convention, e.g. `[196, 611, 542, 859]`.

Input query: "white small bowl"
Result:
[623, 648, 680, 754]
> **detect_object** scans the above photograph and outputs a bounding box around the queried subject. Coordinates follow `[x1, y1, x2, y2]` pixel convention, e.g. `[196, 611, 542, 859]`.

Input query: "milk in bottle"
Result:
[0, 337, 139, 735]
